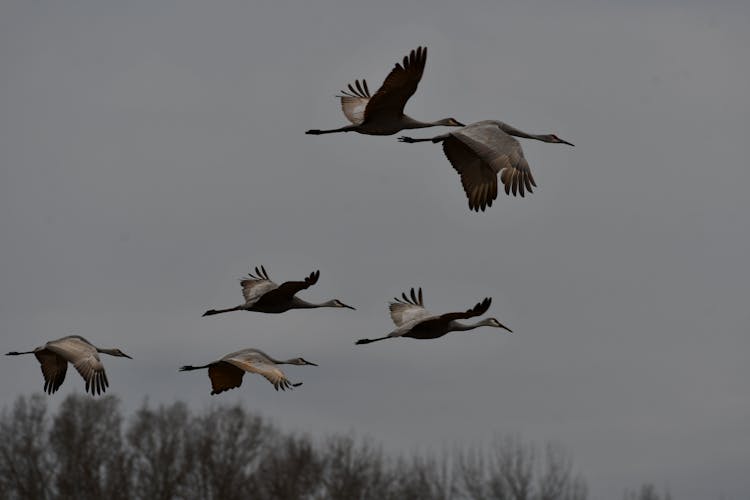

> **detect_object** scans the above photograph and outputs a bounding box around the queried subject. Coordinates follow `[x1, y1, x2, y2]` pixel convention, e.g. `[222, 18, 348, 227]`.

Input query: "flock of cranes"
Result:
[307, 46, 573, 211]
[7, 45, 572, 396]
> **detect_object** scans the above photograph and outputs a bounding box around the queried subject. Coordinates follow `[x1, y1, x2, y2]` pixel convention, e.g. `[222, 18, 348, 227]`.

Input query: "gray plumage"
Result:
[6, 335, 132, 396]
[399, 120, 574, 211]
[179, 348, 318, 394]
[306, 47, 464, 136]
[355, 287, 512, 345]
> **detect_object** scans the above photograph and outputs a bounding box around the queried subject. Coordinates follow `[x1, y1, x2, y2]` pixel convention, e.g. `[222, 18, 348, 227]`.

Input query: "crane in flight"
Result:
[399, 120, 574, 211]
[180, 348, 317, 394]
[6, 335, 132, 395]
[355, 287, 512, 345]
[202, 266, 355, 316]
[306, 46, 463, 136]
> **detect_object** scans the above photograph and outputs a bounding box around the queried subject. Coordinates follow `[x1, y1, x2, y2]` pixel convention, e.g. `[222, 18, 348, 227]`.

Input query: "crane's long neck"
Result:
[400, 116, 444, 130]
[97, 348, 120, 356]
[498, 122, 548, 142]
[450, 319, 491, 332]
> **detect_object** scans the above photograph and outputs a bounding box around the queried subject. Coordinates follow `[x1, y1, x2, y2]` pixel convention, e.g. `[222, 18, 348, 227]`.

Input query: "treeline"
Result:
[0, 394, 670, 500]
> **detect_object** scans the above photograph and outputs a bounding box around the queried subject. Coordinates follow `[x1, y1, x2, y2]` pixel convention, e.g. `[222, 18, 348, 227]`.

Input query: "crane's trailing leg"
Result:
[398, 134, 448, 144]
[355, 335, 391, 345]
[306, 125, 357, 135]
[202, 306, 243, 317]
[398, 136, 433, 143]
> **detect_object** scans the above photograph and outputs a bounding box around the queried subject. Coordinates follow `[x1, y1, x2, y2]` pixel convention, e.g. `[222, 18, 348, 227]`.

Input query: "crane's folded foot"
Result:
[398, 136, 416, 143]
[306, 129, 323, 135]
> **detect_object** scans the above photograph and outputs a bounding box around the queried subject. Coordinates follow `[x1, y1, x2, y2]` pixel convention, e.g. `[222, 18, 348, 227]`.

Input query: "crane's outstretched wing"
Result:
[389, 287, 431, 326]
[208, 362, 245, 395]
[444, 123, 536, 211]
[226, 352, 299, 391]
[438, 297, 492, 322]
[72, 353, 109, 396]
[364, 46, 427, 120]
[240, 266, 279, 305]
[46, 336, 109, 395]
[263, 270, 320, 301]
[34, 349, 68, 394]
[417, 298, 493, 331]
[339, 80, 371, 125]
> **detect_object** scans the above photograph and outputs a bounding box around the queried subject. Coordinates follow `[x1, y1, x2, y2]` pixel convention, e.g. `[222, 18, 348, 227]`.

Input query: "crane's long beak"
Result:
[498, 323, 513, 333]
[339, 302, 356, 310]
[122, 352, 133, 359]
[304, 360, 319, 366]
[561, 139, 575, 146]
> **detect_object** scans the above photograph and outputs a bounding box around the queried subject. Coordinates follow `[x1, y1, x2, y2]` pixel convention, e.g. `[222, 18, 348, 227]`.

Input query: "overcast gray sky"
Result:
[2, 0, 749, 497]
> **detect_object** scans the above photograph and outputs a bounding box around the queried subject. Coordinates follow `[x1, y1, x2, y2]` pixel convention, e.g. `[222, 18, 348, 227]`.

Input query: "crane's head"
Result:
[545, 134, 574, 146]
[485, 318, 513, 333]
[438, 117, 465, 127]
[291, 357, 318, 366]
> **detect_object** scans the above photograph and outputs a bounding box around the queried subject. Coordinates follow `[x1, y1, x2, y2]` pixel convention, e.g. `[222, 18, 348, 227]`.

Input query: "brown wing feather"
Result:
[415, 298, 493, 332]
[34, 349, 68, 394]
[71, 355, 109, 396]
[451, 125, 536, 201]
[389, 287, 430, 326]
[443, 137, 501, 212]
[436, 297, 492, 323]
[240, 266, 278, 304]
[339, 79, 371, 125]
[263, 270, 320, 300]
[208, 362, 245, 395]
[364, 47, 427, 120]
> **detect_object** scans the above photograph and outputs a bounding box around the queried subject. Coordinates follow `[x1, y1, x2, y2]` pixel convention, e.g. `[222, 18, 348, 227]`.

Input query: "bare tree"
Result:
[389, 451, 455, 500]
[537, 443, 588, 500]
[316, 434, 390, 500]
[127, 401, 191, 500]
[3, 394, 701, 500]
[49, 394, 131, 500]
[456, 446, 492, 500]
[456, 436, 587, 500]
[254, 433, 323, 500]
[623, 483, 673, 500]
[0, 395, 54, 500]
[183, 404, 270, 500]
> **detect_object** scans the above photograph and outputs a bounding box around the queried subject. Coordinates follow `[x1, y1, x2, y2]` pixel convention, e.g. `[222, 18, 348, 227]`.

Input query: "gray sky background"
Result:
[1, 0, 749, 497]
